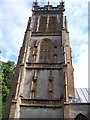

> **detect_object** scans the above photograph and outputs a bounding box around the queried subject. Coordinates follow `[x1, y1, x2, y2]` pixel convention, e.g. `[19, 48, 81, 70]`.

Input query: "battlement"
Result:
[32, 1, 65, 13]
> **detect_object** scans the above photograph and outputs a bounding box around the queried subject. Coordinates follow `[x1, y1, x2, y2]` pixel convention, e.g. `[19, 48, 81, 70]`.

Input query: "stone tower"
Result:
[5, 1, 75, 118]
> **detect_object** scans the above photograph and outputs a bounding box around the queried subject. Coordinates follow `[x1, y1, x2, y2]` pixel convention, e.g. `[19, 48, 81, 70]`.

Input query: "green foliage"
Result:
[0, 60, 15, 119]
[0, 93, 2, 119]
[0, 61, 2, 119]
[0, 60, 15, 102]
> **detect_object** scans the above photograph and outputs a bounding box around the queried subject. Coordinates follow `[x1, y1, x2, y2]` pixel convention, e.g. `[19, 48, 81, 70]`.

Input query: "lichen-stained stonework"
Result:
[4, 1, 90, 119]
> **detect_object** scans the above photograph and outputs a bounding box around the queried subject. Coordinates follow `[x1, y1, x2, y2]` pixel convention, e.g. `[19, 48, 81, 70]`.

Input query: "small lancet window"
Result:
[31, 81, 36, 91]
[32, 45, 37, 62]
[48, 70, 53, 99]
[48, 91, 53, 98]
[30, 80, 36, 98]
[30, 70, 37, 98]
[30, 90, 36, 98]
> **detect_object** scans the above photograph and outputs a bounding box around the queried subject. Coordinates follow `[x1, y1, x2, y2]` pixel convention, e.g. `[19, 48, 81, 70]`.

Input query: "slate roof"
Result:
[73, 88, 90, 103]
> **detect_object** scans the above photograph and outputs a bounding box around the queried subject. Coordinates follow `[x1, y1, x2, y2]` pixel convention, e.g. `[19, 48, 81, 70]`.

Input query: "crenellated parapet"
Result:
[32, 1, 65, 14]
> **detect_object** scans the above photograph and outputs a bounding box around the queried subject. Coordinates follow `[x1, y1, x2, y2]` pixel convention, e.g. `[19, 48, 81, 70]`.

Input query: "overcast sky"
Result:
[0, 0, 89, 88]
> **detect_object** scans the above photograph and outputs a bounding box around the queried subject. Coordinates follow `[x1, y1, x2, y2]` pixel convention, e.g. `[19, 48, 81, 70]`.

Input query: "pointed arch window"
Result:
[74, 113, 88, 120]
[37, 39, 55, 63]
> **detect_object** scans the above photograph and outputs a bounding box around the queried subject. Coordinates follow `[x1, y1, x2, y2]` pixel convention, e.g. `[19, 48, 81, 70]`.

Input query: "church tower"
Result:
[5, 1, 75, 118]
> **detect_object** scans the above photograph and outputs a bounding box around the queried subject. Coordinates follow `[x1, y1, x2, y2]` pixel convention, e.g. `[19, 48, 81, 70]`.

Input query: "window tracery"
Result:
[37, 39, 55, 63]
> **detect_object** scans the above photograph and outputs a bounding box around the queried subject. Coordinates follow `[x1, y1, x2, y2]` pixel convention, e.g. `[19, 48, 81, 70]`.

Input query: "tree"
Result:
[0, 61, 3, 119]
[0, 60, 15, 119]
[1, 60, 15, 102]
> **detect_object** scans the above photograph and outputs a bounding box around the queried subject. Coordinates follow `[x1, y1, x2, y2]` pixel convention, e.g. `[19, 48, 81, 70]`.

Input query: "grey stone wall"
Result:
[22, 69, 64, 99]
[20, 106, 63, 118]
[21, 69, 34, 98]
[64, 103, 90, 119]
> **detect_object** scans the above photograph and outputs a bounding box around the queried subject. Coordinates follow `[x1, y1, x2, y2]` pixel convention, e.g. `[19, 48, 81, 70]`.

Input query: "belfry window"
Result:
[48, 16, 57, 32]
[38, 16, 47, 32]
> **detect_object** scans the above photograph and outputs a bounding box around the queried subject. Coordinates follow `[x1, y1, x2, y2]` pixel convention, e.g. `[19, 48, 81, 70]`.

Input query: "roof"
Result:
[73, 88, 90, 103]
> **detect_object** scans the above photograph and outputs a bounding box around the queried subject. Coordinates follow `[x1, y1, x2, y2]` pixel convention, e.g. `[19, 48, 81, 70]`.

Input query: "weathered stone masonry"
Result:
[4, 1, 89, 119]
